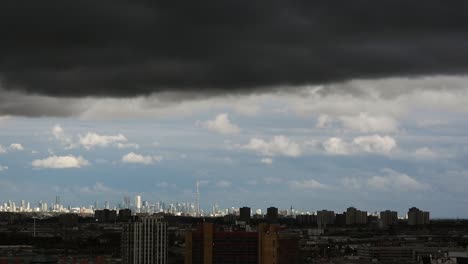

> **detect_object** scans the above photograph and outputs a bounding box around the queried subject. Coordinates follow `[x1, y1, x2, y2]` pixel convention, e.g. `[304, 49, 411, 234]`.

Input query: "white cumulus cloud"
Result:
[339, 112, 398, 133]
[367, 168, 429, 191]
[79, 132, 127, 149]
[121, 152, 162, 165]
[352, 135, 396, 154]
[78, 182, 115, 194]
[203, 113, 240, 134]
[243, 135, 301, 157]
[322, 137, 350, 155]
[289, 179, 328, 190]
[0, 165, 8, 171]
[0, 145, 6, 154]
[8, 143, 24, 151]
[52, 125, 138, 150]
[323, 135, 396, 155]
[117, 142, 140, 149]
[51, 124, 75, 148]
[32, 155, 90, 169]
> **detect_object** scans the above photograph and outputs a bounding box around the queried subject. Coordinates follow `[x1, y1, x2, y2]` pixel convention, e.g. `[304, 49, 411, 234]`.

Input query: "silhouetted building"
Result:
[296, 214, 317, 226]
[317, 210, 335, 226]
[118, 208, 132, 222]
[367, 215, 379, 226]
[380, 210, 398, 226]
[95, 209, 117, 223]
[223, 214, 236, 225]
[335, 213, 346, 226]
[266, 207, 278, 222]
[122, 216, 167, 264]
[407, 207, 430, 225]
[240, 207, 251, 222]
[346, 207, 367, 225]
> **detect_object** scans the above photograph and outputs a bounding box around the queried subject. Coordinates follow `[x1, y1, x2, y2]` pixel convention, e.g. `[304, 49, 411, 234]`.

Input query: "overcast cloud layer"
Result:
[1, 0, 468, 99]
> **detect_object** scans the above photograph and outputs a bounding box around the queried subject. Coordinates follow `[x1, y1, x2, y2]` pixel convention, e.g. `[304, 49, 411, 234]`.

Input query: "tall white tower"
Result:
[135, 195, 142, 213]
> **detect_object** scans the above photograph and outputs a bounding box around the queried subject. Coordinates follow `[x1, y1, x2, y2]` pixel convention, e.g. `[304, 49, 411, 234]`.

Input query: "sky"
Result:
[1, 0, 468, 218]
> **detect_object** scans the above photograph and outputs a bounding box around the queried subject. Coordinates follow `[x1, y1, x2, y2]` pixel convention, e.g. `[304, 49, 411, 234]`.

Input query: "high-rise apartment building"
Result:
[380, 210, 398, 226]
[407, 207, 430, 225]
[335, 213, 346, 225]
[122, 216, 167, 264]
[258, 223, 300, 264]
[346, 207, 368, 225]
[185, 222, 299, 264]
[95, 209, 117, 223]
[296, 214, 317, 226]
[316, 210, 336, 226]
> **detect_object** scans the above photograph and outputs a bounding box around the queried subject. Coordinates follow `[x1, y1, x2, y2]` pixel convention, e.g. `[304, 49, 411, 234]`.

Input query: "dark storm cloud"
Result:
[1, 0, 468, 97]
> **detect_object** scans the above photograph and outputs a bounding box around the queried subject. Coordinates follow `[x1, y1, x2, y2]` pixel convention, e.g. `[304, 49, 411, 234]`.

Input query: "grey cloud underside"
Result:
[1, 0, 468, 97]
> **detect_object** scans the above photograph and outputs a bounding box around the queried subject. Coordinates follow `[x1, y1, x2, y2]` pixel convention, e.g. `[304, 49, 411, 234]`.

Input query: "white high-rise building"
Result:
[121, 216, 167, 264]
[41, 202, 48, 212]
[135, 195, 142, 213]
[20, 200, 26, 212]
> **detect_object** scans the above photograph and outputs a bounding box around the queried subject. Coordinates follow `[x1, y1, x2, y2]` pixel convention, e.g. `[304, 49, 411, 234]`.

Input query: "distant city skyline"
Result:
[0, 192, 436, 220]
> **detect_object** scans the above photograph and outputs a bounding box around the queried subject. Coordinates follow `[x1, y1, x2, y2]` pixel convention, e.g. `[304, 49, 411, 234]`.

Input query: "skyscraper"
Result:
[124, 196, 131, 209]
[53, 196, 62, 212]
[122, 216, 167, 264]
[240, 207, 251, 222]
[135, 195, 142, 213]
[41, 202, 48, 212]
[266, 207, 278, 222]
